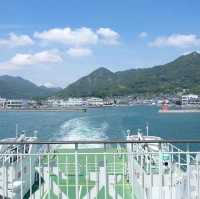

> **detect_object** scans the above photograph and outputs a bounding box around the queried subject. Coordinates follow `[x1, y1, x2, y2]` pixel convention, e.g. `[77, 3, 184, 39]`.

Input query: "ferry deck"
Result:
[0, 133, 200, 199]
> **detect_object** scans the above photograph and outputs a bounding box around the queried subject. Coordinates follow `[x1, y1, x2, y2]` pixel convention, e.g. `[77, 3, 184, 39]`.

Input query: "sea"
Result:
[0, 106, 200, 143]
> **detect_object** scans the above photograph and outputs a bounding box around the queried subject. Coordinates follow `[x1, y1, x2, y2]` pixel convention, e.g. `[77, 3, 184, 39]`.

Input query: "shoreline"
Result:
[0, 108, 87, 112]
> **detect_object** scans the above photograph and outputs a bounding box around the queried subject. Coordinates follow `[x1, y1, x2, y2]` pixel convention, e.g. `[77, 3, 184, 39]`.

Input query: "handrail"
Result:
[0, 139, 199, 144]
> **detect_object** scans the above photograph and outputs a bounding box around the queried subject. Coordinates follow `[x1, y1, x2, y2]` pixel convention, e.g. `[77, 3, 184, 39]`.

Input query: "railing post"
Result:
[170, 150, 173, 199]
[141, 151, 145, 198]
[47, 143, 50, 153]
[123, 154, 125, 198]
[159, 143, 162, 199]
[58, 154, 62, 199]
[11, 155, 14, 199]
[48, 149, 50, 199]
[56, 154, 59, 186]
[75, 143, 79, 199]
[21, 154, 23, 199]
[29, 155, 32, 199]
[65, 155, 69, 198]
[136, 143, 139, 161]
[150, 154, 152, 199]
[3, 156, 5, 199]
[131, 143, 134, 199]
[187, 143, 190, 199]
[197, 155, 200, 199]
[95, 155, 98, 197]
[86, 155, 89, 199]
[39, 155, 41, 199]
[113, 153, 116, 199]
[104, 143, 107, 199]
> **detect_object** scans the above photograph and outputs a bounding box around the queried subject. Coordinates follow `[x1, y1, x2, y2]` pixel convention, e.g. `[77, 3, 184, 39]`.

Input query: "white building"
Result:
[103, 98, 115, 106]
[86, 97, 104, 106]
[47, 99, 66, 107]
[66, 98, 84, 106]
[67, 98, 84, 106]
[182, 94, 199, 105]
[6, 99, 24, 109]
[0, 99, 36, 109]
[47, 98, 85, 107]
[0, 97, 6, 108]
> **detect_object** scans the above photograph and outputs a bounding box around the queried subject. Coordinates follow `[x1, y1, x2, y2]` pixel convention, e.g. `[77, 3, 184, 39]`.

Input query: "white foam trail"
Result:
[57, 117, 108, 149]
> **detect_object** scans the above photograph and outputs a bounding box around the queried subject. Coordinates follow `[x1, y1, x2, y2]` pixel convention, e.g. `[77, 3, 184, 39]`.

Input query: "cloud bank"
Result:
[0, 50, 62, 71]
[97, 28, 120, 45]
[0, 26, 120, 71]
[34, 27, 98, 46]
[138, 32, 148, 38]
[67, 47, 92, 57]
[149, 34, 200, 48]
[0, 33, 34, 48]
[34, 27, 120, 46]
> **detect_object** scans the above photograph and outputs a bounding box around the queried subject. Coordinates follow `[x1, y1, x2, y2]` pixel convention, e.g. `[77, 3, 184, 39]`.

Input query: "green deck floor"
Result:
[39, 147, 135, 199]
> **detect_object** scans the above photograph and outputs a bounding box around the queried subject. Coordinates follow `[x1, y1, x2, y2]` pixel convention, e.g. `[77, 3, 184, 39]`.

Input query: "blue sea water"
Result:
[0, 106, 200, 143]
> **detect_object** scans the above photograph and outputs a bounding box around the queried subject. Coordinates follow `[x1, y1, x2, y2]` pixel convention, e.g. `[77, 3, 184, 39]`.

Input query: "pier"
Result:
[159, 109, 200, 113]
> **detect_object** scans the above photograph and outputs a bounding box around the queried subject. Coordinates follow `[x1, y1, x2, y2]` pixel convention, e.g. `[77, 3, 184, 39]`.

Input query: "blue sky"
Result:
[0, 0, 199, 87]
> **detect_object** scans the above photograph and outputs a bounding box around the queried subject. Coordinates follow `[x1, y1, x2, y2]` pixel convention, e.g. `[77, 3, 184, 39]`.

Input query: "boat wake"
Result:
[57, 117, 108, 148]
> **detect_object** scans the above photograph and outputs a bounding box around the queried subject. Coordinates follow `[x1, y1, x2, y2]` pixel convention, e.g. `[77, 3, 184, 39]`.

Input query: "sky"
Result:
[0, 0, 200, 87]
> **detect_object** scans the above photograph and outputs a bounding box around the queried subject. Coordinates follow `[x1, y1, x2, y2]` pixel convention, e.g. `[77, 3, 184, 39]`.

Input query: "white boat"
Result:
[0, 134, 38, 199]
[126, 129, 199, 199]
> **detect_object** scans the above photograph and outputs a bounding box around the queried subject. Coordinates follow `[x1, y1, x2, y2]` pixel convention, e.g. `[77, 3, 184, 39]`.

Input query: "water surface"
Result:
[0, 106, 200, 142]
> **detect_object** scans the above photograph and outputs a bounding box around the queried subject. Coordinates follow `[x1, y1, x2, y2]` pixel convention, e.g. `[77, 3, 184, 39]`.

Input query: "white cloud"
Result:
[33, 50, 62, 64]
[97, 28, 120, 45]
[10, 54, 33, 65]
[0, 33, 34, 48]
[34, 27, 98, 46]
[67, 47, 92, 57]
[149, 34, 200, 48]
[0, 27, 120, 70]
[10, 50, 62, 66]
[139, 32, 148, 38]
[0, 50, 62, 71]
[34, 27, 120, 47]
[43, 82, 56, 88]
[182, 50, 200, 55]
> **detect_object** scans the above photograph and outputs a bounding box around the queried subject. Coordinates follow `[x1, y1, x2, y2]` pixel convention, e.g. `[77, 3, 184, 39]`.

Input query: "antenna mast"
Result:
[146, 122, 149, 136]
[16, 124, 18, 138]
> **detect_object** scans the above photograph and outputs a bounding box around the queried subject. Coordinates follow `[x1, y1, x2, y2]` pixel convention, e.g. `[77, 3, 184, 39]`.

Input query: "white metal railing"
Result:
[0, 141, 199, 199]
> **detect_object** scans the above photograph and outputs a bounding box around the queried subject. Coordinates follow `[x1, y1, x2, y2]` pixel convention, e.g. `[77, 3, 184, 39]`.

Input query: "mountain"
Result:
[0, 75, 61, 99]
[58, 67, 118, 97]
[58, 52, 200, 98]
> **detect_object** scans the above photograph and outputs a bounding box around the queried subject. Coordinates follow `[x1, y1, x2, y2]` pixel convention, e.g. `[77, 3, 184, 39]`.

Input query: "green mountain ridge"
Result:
[1, 52, 200, 99]
[0, 75, 61, 99]
[58, 52, 200, 98]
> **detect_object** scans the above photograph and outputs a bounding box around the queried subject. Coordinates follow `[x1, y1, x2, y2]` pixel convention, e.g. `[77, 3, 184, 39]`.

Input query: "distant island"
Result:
[0, 75, 61, 99]
[1, 52, 200, 99]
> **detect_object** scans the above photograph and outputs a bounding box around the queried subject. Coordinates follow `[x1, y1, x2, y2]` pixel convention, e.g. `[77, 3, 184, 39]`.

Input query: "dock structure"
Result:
[159, 99, 200, 113]
[159, 109, 200, 113]
[0, 107, 87, 112]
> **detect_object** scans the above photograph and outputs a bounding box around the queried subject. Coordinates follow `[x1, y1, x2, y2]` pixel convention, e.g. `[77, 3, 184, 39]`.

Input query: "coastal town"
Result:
[0, 94, 200, 110]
